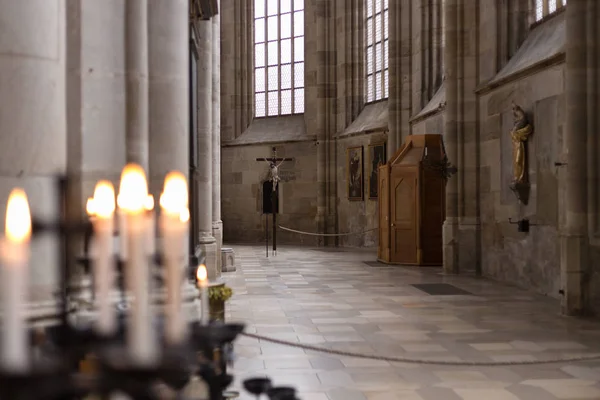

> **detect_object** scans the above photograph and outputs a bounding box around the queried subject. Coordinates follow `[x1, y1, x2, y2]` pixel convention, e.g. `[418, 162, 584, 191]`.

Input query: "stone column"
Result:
[148, 0, 197, 304]
[196, 20, 218, 279]
[66, 0, 128, 294]
[125, 0, 149, 171]
[0, 0, 66, 302]
[148, 0, 189, 234]
[315, 0, 328, 243]
[561, 0, 589, 315]
[387, 0, 398, 159]
[442, 0, 459, 274]
[212, 4, 224, 272]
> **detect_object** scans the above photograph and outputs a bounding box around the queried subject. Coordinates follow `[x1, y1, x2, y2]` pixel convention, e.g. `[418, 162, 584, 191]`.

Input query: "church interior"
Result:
[0, 0, 599, 399]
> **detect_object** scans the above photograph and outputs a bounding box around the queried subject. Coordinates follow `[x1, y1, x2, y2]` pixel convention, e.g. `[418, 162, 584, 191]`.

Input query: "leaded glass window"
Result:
[365, 0, 389, 102]
[255, 0, 305, 117]
[534, 0, 566, 22]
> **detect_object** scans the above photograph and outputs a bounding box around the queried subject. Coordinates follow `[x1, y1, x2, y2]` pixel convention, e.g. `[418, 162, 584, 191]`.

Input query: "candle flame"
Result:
[86, 197, 95, 216]
[5, 189, 31, 243]
[92, 181, 116, 219]
[117, 163, 148, 214]
[196, 264, 207, 283]
[179, 208, 190, 223]
[144, 195, 154, 211]
[160, 171, 188, 217]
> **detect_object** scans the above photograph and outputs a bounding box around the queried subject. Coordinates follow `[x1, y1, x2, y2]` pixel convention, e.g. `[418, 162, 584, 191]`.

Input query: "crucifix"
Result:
[256, 147, 293, 257]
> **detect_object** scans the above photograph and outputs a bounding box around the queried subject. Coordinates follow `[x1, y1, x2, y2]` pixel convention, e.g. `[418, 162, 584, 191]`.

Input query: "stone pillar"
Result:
[315, 0, 328, 243]
[125, 0, 149, 171]
[148, 0, 189, 240]
[196, 20, 218, 279]
[212, 4, 223, 272]
[148, 0, 198, 304]
[0, 0, 66, 301]
[442, 0, 459, 274]
[561, 0, 589, 315]
[66, 0, 128, 292]
[387, 0, 398, 159]
[387, 0, 412, 159]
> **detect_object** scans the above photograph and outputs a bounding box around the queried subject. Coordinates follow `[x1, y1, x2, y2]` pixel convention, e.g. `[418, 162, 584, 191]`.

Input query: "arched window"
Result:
[535, 0, 566, 22]
[254, 0, 305, 117]
[365, 0, 389, 103]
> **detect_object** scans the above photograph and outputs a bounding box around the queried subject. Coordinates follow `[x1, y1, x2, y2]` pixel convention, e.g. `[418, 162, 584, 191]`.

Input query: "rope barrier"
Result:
[240, 332, 600, 366]
[278, 226, 378, 237]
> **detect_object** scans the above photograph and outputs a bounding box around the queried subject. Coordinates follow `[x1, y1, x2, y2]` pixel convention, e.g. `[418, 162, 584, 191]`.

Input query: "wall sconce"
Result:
[508, 218, 537, 233]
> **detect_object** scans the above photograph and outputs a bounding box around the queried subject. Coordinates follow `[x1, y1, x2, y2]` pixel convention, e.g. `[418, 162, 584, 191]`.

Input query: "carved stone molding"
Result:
[190, 0, 219, 21]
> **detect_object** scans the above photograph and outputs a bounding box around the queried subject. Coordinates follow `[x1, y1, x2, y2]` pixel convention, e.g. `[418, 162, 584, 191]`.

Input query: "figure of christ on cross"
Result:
[255, 147, 293, 256]
[256, 147, 293, 192]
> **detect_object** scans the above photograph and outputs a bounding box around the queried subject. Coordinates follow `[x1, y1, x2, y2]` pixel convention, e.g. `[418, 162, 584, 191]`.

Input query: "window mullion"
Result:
[542, 0, 549, 17]
[291, 3, 295, 113]
[277, 2, 281, 115]
[264, 0, 268, 114]
[379, 0, 383, 99]
[373, 2, 377, 100]
[372, 0, 375, 101]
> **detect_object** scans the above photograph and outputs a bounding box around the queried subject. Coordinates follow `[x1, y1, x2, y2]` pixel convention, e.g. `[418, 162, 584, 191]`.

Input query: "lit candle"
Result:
[85, 198, 97, 260]
[196, 265, 209, 325]
[144, 195, 156, 258]
[89, 181, 116, 335]
[117, 194, 128, 261]
[118, 164, 157, 365]
[1, 189, 31, 372]
[159, 171, 189, 344]
[86, 197, 95, 217]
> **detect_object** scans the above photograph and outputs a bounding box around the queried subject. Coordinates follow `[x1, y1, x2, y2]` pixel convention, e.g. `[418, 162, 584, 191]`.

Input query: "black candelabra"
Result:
[0, 175, 300, 400]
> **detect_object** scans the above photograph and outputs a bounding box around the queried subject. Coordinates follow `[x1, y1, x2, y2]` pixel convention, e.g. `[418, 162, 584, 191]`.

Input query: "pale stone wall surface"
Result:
[479, 66, 565, 298]
[335, 133, 386, 248]
[221, 142, 318, 246]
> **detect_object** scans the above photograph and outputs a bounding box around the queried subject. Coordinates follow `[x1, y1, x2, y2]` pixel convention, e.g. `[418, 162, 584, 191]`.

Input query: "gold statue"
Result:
[510, 102, 533, 186]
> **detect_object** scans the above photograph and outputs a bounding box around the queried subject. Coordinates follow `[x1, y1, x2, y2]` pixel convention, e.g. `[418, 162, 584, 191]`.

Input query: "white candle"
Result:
[197, 265, 209, 325]
[424, 146, 428, 157]
[144, 195, 156, 258]
[90, 181, 117, 335]
[1, 189, 31, 372]
[159, 172, 189, 345]
[118, 164, 157, 365]
[117, 200, 128, 261]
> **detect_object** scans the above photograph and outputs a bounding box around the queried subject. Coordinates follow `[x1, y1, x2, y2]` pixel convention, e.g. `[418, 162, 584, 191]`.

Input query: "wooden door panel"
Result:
[390, 170, 417, 264]
[378, 171, 389, 261]
[421, 170, 444, 265]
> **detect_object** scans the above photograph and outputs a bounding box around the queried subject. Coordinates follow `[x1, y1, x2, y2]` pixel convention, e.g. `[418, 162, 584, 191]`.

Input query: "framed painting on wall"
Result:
[368, 142, 387, 199]
[347, 146, 364, 201]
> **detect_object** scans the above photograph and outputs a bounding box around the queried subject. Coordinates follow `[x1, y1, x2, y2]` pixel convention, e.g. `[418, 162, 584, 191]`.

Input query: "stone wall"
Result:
[336, 132, 386, 248]
[589, 247, 600, 316]
[221, 141, 318, 245]
[411, 113, 444, 136]
[479, 65, 565, 298]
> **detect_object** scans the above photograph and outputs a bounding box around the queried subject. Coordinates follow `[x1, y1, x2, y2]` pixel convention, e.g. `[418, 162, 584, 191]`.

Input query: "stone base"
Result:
[212, 220, 223, 273]
[196, 235, 219, 280]
[560, 234, 590, 316]
[221, 247, 236, 272]
[442, 219, 459, 274]
[74, 281, 201, 325]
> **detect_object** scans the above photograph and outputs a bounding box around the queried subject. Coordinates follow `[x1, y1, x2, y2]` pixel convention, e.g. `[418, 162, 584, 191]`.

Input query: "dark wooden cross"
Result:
[255, 147, 293, 257]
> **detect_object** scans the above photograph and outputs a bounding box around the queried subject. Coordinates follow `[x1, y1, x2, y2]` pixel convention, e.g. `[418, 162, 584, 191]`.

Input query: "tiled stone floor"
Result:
[222, 245, 600, 400]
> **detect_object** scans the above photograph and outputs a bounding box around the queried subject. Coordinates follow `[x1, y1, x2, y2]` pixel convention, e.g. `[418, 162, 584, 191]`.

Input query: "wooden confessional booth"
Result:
[378, 134, 446, 265]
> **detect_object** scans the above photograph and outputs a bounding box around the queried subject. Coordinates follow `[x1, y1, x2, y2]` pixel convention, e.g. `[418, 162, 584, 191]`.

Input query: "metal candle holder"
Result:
[0, 175, 300, 400]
